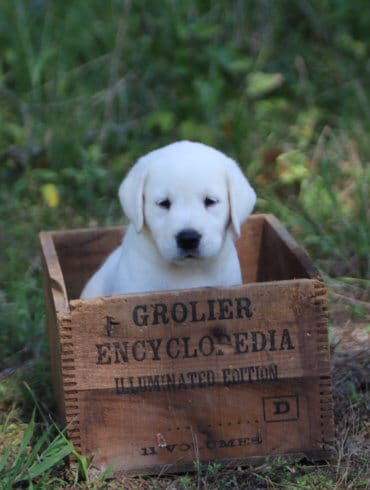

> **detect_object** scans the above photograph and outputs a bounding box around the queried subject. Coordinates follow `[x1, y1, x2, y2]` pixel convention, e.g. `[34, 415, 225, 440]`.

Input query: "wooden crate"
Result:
[39, 214, 334, 476]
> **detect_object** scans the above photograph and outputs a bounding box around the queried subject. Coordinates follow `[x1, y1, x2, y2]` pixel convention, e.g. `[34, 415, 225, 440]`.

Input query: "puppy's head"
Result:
[119, 141, 256, 263]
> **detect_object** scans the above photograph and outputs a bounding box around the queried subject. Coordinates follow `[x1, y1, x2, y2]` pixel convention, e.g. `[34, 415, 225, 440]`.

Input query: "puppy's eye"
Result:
[157, 198, 171, 210]
[204, 197, 218, 208]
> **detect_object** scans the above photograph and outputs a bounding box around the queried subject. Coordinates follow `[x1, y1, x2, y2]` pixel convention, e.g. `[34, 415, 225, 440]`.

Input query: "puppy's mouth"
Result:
[171, 249, 203, 264]
[178, 248, 202, 261]
[175, 250, 202, 261]
[184, 253, 199, 259]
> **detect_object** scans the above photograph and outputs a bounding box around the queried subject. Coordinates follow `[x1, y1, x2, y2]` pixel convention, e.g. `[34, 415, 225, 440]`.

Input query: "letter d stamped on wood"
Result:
[263, 395, 299, 422]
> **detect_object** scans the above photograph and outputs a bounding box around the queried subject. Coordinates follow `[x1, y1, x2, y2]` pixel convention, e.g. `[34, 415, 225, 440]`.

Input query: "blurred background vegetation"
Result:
[0, 0, 369, 487]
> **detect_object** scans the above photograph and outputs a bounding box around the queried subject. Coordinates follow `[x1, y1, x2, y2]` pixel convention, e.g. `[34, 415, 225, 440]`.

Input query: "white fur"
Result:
[80, 141, 256, 298]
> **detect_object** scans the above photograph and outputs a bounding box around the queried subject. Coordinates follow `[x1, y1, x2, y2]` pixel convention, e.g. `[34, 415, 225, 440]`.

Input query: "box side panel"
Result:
[40, 231, 87, 451]
[39, 232, 70, 316]
[66, 279, 333, 474]
[258, 215, 322, 282]
[41, 262, 66, 422]
[314, 281, 335, 445]
[236, 215, 264, 283]
[53, 227, 123, 300]
[59, 316, 82, 454]
[39, 232, 70, 422]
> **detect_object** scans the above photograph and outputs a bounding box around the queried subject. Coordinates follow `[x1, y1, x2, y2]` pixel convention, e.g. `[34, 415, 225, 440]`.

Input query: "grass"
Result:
[0, 408, 73, 488]
[0, 0, 369, 487]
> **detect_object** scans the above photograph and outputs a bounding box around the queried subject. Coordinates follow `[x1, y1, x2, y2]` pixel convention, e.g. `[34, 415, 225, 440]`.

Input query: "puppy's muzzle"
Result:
[176, 229, 202, 255]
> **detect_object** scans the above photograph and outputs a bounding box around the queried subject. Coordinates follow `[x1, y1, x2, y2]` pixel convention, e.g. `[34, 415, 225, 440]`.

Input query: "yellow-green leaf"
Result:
[42, 183, 59, 208]
[246, 72, 284, 98]
[276, 150, 309, 184]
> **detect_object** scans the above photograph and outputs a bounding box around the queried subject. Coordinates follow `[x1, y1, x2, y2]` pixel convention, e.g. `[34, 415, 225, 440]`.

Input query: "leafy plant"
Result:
[0, 410, 73, 488]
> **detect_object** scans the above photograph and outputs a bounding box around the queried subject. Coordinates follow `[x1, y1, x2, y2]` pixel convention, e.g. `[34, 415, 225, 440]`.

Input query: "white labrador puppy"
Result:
[81, 141, 256, 298]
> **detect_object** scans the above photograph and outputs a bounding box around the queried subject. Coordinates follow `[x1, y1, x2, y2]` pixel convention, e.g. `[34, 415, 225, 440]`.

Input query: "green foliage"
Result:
[72, 450, 113, 487]
[178, 474, 193, 489]
[0, 409, 73, 488]
[206, 461, 222, 476]
[246, 71, 285, 98]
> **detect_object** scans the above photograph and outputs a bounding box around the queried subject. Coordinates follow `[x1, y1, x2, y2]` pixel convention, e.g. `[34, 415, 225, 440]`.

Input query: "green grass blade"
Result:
[11, 410, 36, 472]
[0, 445, 13, 472]
[27, 435, 74, 479]
[23, 424, 52, 469]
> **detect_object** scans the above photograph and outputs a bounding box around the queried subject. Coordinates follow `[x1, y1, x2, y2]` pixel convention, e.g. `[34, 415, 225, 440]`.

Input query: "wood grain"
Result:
[40, 214, 334, 476]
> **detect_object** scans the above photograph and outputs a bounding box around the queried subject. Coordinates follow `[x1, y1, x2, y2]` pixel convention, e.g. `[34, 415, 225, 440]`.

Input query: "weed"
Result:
[178, 475, 193, 489]
[206, 462, 222, 477]
[0, 409, 73, 488]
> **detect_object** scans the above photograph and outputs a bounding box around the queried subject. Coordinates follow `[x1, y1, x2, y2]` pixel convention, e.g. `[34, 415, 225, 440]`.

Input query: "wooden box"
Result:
[39, 214, 334, 476]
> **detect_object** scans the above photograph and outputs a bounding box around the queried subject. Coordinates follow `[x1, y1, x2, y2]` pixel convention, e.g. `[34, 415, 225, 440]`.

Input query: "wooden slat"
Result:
[67, 280, 329, 392]
[39, 232, 71, 421]
[257, 215, 322, 282]
[39, 231, 70, 315]
[52, 226, 124, 300]
[77, 379, 331, 475]
[235, 215, 264, 283]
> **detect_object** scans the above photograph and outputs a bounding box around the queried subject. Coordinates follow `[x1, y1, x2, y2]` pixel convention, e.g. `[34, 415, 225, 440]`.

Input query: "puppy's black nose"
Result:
[176, 229, 201, 251]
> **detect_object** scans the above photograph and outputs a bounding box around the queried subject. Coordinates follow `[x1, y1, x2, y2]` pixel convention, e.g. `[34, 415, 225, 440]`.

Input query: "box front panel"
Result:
[77, 380, 323, 474]
[63, 280, 333, 474]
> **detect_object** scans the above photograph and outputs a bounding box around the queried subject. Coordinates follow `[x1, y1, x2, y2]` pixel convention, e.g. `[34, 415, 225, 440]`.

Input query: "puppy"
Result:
[81, 141, 256, 298]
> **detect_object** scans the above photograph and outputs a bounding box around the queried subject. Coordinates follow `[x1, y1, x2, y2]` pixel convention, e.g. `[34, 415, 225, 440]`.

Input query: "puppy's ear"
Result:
[226, 159, 256, 238]
[118, 158, 148, 232]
